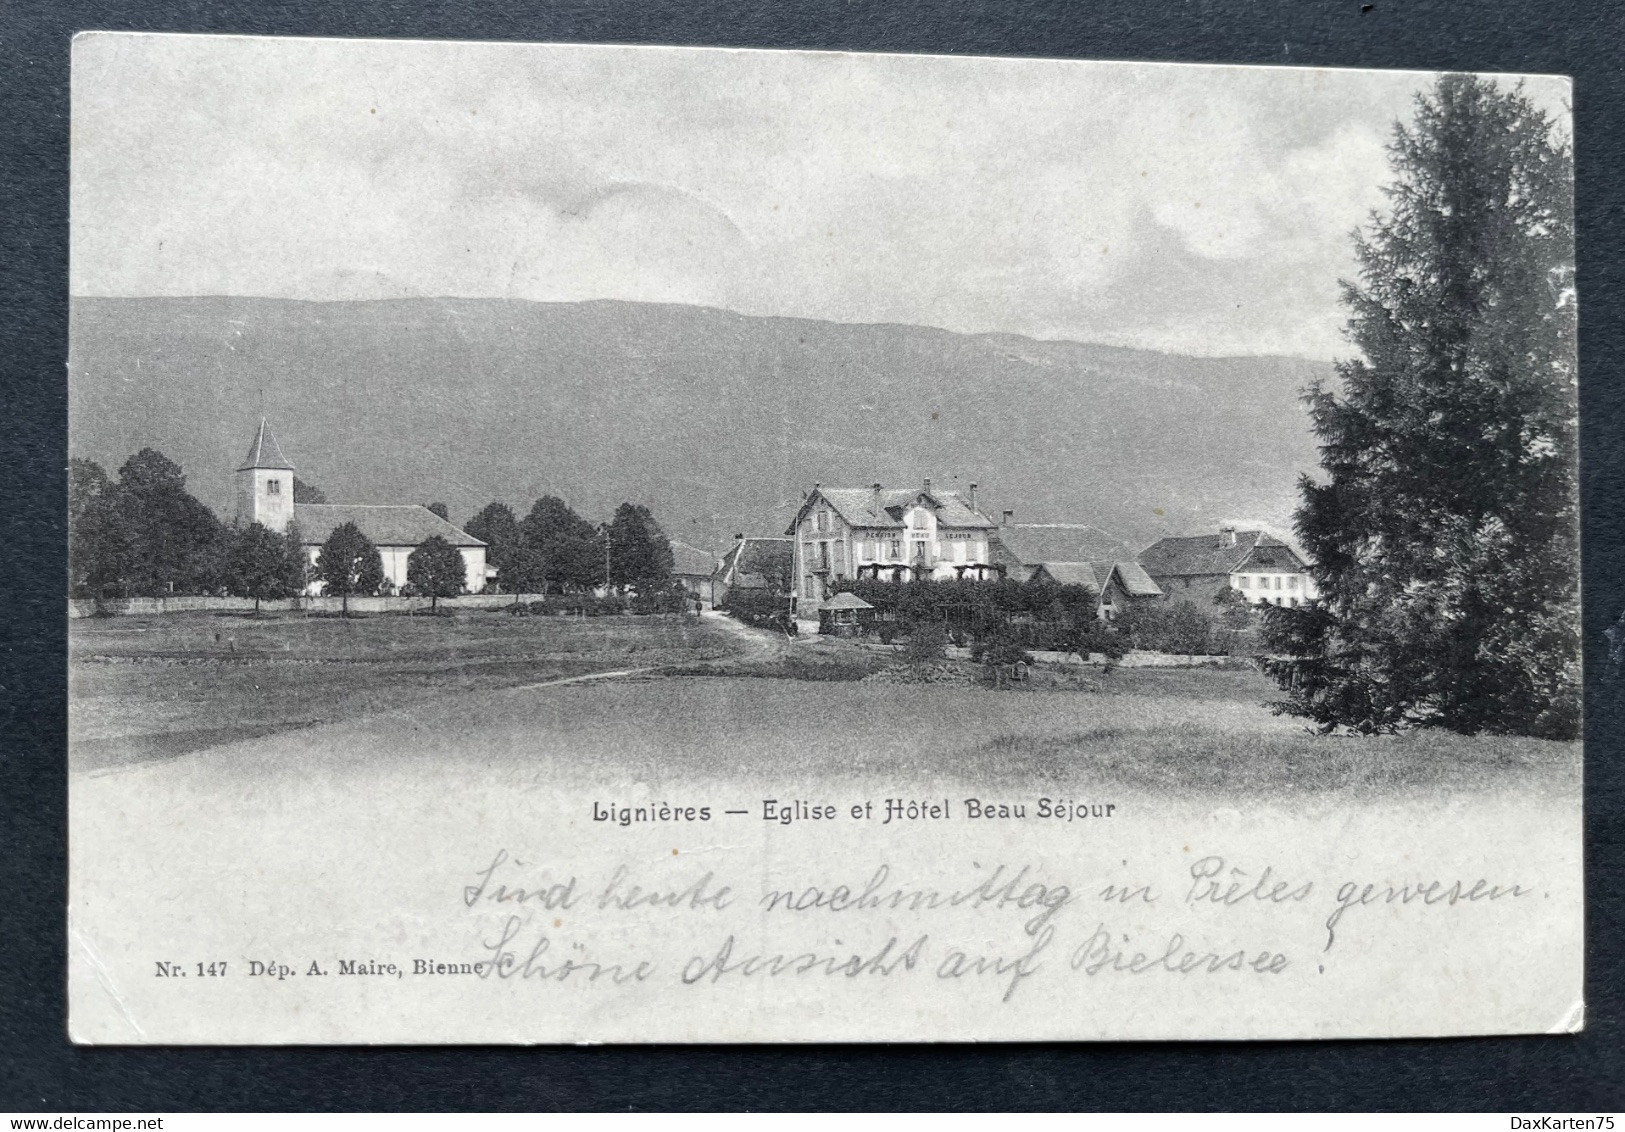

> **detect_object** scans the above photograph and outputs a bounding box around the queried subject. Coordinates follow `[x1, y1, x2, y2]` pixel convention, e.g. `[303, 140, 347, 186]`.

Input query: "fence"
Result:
[68, 593, 554, 619]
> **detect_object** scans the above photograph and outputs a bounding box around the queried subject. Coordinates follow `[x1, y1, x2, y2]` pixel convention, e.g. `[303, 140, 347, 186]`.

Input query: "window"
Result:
[815, 511, 828, 532]
[1273, 576, 1282, 590]
[1287, 575, 1299, 590]
[1238, 576, 1250, 588]
[889, 538, 901, 559]
[267, 478, 281, 495]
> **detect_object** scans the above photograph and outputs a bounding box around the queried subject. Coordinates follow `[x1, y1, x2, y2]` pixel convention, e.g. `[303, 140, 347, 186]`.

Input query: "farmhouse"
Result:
[234, 419, 487, 596]
[1028, 560, 1163, 621]
[787, 479, 1003, 613]
[669, 540, 721, 608]
[713, 536, 794, 608]
[1137, 526, 1316, 607]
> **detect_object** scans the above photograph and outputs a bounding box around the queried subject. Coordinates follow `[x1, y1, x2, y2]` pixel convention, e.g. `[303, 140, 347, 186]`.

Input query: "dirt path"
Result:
[699, 610, 794, 661]
[507, 666, 656, 692]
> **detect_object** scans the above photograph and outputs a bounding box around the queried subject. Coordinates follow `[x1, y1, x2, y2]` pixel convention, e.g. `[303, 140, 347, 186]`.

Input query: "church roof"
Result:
[239, 419, 294, 471]
[292, 504, 485, 548]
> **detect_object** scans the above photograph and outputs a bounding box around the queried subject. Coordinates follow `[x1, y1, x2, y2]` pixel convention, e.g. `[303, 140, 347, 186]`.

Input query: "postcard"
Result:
[67, 33, 1582, 1042]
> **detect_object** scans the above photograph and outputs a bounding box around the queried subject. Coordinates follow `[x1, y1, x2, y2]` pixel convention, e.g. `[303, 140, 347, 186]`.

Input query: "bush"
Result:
[979, 630, 1035, 668]
[903, 622, 949, 667]
[722, 588, 792, 629]
[630, 586, 690, 615]
[1117, 599, 1224, 655]
[1060, 621, 1130, 662]
[521, 593, 629, 617]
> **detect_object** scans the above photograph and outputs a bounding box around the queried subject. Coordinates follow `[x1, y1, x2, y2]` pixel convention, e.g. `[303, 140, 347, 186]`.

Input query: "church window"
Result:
[267, 478, 281, 495]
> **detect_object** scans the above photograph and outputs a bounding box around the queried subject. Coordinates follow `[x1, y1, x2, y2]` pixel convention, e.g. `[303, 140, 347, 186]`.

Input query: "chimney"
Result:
[1220, 525, 1237, 548]
[968, 482, 978, 512]
[734, 532, 744, 542]
[1002, 509, 1014, 527]
[872, 482, 882, 516]
[923, 477, 931, 495]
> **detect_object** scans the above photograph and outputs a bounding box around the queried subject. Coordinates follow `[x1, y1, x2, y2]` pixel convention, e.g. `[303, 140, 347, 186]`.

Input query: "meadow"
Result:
[68, 609, 746, 771]
[69, 610, 1580, 799]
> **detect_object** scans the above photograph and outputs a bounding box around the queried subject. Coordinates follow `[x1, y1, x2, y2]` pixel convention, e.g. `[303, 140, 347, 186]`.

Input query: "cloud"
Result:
[70, 35, 1572, 359]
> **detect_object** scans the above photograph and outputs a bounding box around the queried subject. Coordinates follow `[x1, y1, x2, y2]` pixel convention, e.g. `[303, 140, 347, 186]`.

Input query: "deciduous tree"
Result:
[466, 502, 523, 593]
[115, 448, 229, 596]
[522, 496, 600, 593]
[406, 534, 467, 611]
[68, 458, 132, 597]
[226, 522, 305, 611]
[606, 503, 674, 592]
[314, 521, 384, 615]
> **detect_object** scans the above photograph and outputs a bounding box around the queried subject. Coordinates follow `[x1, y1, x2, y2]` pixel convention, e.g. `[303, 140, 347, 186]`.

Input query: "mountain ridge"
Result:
[68, 295, 1331, 555]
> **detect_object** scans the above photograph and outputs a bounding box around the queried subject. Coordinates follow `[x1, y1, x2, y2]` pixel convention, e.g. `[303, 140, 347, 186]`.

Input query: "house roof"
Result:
[1113, 560, 1164, 596]
[996, 524, 1135, 566]
[1137, 530, 1297, 578]
[1033, 562, 1101, 590]
[791, 485, 999, 533]
[669, 540, 718, 578]
[1030, 560, 1162, 597]
[239, 419, 294, 472]
[1235, 542, 1305, 573]
[293, 504, 485, 548]
[821, 592, 874, 611]
[986, 535, 1030, 576]
[717, 537, 794, 587]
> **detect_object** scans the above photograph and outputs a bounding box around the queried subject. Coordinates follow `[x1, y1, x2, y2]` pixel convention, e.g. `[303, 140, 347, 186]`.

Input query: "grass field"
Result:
[68, 609, 747, 771]
[69, 611, 1581, 798]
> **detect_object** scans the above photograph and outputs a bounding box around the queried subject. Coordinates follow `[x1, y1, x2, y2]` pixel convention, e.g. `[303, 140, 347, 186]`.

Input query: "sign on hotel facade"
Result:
[787, 480, 1004, 612]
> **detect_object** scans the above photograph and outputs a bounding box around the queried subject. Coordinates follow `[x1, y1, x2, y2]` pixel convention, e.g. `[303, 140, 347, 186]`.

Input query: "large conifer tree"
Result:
[1266, 75, 1578, 738]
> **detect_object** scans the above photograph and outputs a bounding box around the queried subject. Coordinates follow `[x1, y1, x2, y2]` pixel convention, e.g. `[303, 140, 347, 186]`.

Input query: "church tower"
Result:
[235, 418, 296, 534]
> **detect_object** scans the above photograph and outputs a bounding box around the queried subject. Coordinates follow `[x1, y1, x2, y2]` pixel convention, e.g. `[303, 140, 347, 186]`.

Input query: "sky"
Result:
[70, 34, 1570, 359]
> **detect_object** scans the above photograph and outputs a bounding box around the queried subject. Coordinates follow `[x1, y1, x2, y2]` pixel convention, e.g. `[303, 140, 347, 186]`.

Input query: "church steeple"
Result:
[234, 418, 296, 533]
[239, 418, 293, 472]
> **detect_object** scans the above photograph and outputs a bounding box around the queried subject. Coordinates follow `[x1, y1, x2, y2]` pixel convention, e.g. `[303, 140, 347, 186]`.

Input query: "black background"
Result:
[2, 0, 1621, 1111]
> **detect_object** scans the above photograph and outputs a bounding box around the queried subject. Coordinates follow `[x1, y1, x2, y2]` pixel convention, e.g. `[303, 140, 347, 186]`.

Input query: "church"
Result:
[235, 419, 488, 597]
